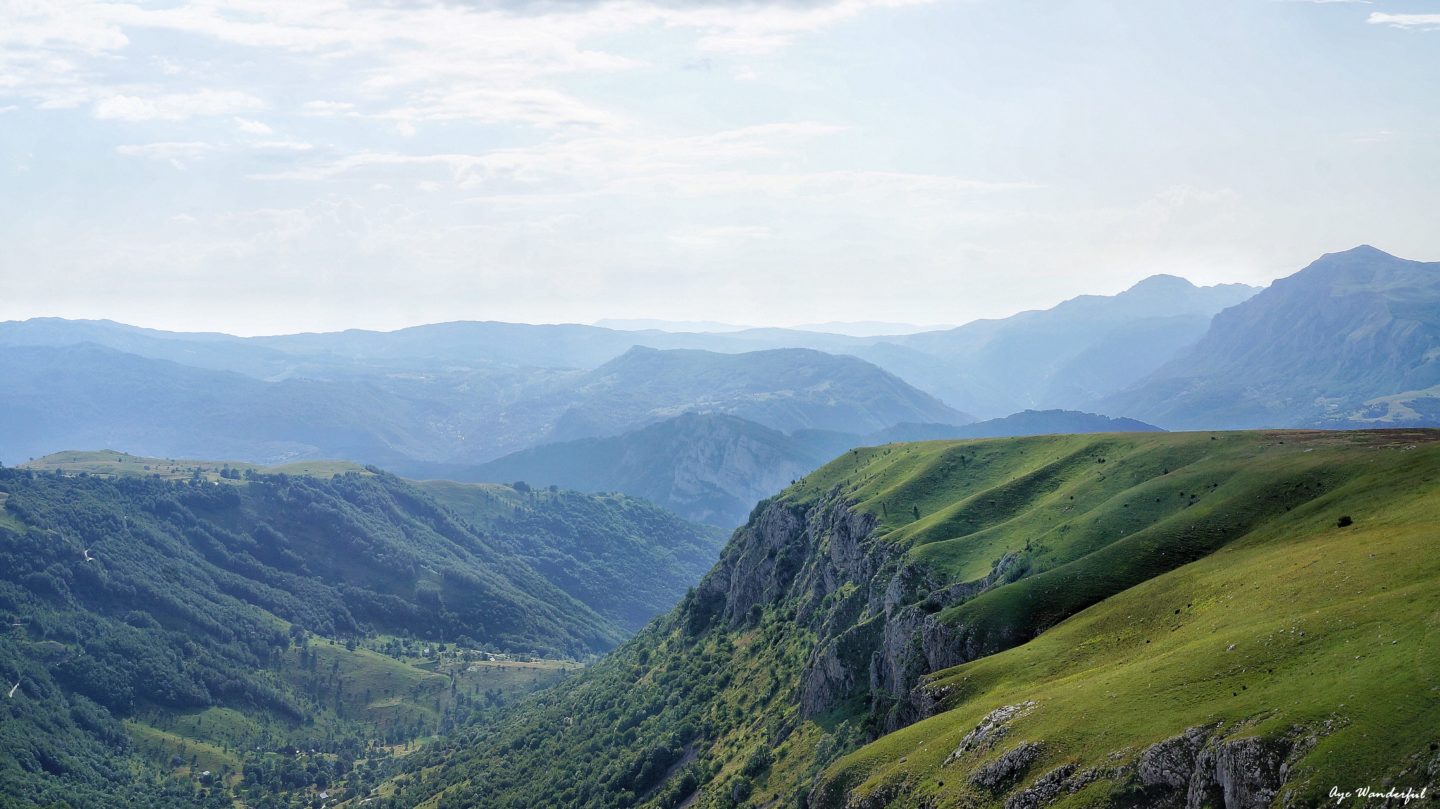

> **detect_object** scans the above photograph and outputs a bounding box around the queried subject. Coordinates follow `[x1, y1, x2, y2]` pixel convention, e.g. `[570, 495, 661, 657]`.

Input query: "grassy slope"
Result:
[20, 449, 372, 481]
[806, 430, 1440, 807]
[379, 429, 1439, 809]
[415, 479, 727, 632]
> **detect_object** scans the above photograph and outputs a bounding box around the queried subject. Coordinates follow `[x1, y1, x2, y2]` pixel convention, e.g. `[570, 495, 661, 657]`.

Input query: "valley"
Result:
[0, 460, 721, 807]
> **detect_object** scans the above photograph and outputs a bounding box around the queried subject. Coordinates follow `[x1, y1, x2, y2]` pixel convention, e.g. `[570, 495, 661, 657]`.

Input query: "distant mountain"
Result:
[461, 409, 1161, 526]
[1104, 246, 1440, 429]
[0, 344, 439, 466]
[866, 409, 1163, 443]
[881, 275, 1260, 417]
[0, 342, 965, 469]
[0, 275, 1259, 428]
[545, 346, 972, 441]
[461, 413, 826, 526]
[790, 320, 957, 336]
[592, 318, 755, 333]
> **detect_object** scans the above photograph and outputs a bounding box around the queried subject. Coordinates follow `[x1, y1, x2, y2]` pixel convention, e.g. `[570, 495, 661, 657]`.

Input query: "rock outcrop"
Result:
[686, 486, 1028, 731]
[1131, 724, 1314, 809]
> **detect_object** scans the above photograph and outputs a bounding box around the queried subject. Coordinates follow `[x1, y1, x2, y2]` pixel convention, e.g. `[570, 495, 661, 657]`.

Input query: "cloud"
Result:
[301, 100, 356, 116]
[234, 117, 274, 135]
[669, 225, 774, 249]
[114, 141, 220, 168]
[1, 0, 935, 129]
[1367, 12, 1440, 29]
[94, 90, 264, 121]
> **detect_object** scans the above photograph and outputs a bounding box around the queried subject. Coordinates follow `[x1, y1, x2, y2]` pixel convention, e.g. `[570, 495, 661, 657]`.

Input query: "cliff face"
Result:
[686, 486, 1021, 736]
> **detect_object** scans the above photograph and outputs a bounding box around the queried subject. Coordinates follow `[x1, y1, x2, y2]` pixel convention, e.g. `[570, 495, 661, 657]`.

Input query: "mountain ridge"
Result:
[1105, 245, 1440, 429]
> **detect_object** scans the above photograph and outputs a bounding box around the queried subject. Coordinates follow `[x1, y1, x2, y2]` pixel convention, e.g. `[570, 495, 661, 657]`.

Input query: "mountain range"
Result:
[1103, 245, 1440, 429]
[2, 246, 1437, 522]
[460, 410, 1161, 526]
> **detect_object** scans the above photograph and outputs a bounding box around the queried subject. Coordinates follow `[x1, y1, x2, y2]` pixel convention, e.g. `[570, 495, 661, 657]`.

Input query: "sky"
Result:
[1, 0, 1437, 336]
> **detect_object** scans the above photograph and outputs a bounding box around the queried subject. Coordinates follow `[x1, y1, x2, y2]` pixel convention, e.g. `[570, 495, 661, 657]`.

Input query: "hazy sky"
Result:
[1, 0, 1437, 335]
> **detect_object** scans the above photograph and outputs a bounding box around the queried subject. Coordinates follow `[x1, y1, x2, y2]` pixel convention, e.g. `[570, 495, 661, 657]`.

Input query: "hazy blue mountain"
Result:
[592, 318, 756, 333]
[0, 317, 296, 378]
[544, 346, 972, 441]
[866, 409, 1163, 443]
[0, 344, 439, 466]
[1, 273, 1258, 424]
[790, 320, 958, 336]
[0, 341, 966, 473]
[459, 409, 1160, 526]
[458, 413, 829, 526]
[1104, 246, 1440, 429]
[879, 274, 1260, 417]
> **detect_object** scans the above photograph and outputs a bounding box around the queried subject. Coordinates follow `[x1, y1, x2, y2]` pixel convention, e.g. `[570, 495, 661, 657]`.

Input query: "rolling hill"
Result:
[372, 428, 1440, 809]
[0, 457, 725, 807]
[460, 413, 828, 527]
[1106, 246, 1440, 430]
[460, 410, 1161, 527]
[546, 346, 972, 441]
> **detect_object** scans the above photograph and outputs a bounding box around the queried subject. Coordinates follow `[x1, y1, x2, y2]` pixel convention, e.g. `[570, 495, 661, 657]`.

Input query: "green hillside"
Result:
[372, 429, 1440, 809]
[0, 466, 616, 807]
[414, 479, 726, 631]
[21, 449, 372, 481]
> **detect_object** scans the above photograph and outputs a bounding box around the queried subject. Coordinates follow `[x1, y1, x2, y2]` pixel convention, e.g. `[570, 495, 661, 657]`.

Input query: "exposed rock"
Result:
[1128, 725, 1318, 809]
[1005, 763, 1077, 809]
[1187, 735, 1288, 809]
[971, 741, 1045, 790]
[1138, 726, 1211, 789]
[944, 701, 1038, 766]
[692, 485, 1032, 727]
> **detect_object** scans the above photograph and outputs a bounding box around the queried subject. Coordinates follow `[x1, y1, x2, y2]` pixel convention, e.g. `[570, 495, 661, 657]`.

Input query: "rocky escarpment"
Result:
[685, 487, 1023, 735]
[972, 722, 1319, 809]
[1137, 724, 1314, 809]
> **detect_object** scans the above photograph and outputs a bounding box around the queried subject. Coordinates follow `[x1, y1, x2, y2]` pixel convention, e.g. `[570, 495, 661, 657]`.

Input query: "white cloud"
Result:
[115, 140, 219, 168]
[1, 0, 934, 129]
[94, 90, 263, 121]
[1367, 12, 1440, 29]
[301, 100, 355, 116]
[669, 225, 773, 249]
[234, 116, 274, 135]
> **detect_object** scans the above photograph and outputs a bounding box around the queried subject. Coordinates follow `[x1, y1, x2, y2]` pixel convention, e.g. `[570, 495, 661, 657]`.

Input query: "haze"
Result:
[2, 0, 1437, 335]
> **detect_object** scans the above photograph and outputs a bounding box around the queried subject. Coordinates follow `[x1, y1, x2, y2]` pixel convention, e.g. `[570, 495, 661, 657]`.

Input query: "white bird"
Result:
[7, 681, 18, 699]
[82, 548, 95, 562]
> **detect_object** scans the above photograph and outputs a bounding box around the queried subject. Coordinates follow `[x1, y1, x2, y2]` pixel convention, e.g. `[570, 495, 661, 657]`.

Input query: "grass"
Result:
[804, 430, 1440, 808]
[412, 479, 528, 527]
[0, 491, 23, 531]
[19, 449, 371, 481]
[125, 720, 242, 777]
